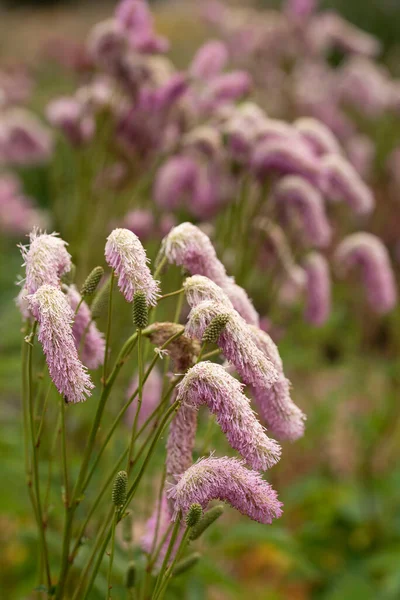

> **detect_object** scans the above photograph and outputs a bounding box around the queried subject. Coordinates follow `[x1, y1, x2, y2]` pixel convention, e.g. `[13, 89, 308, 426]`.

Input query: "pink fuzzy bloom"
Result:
[66, 285, 105, 369]
[186, 301, 278, 389]
[184, 275, 233, 309]
[203, 71, 251, 111]
[177, 362, 281, 471]
[116, 0, 169, 54]
[182, 126, 222, 158]
[294, 118, 341, 157]
[29, 285, 94, 403]
[141, 493, 183, 569]
[190, 40, 229, 80]
[168, 456, 283, 524]
[121, 209, 155, 241]
[284, 0, 316, 20]
[105, 228, 159, 304]
[222, 281, 260, 327]
[154, 156, 197, 210]
[87, 19, 126, 69]
[252, 139, 320, 181]
[335, 233, 397, 314]
[345, 135, 375, 179]
[46, 97, 94, 146]
[166, 403, 198, 478]
[126, 366, 163, 428]
[321, 154, 374, 215]
[15, 286, 30, 320]
[0, 108, 53, 166]
[0, 174, 46, 235]
[303, 252, 331, 326]
[248, 326, 283, 373]
[279, 265, 307, 306]
[20, 229, 72, 294]
[274, 176, 332, 248]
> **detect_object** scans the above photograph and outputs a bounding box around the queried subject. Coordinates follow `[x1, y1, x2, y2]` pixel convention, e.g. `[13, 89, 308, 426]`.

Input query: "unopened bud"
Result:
[173, 552, 201, 577]
[125, 561, 136, 589]
[185, 503, 203, 528]
[190, 504, 224, 540]
[112, 471, 128, 507]
[81, 266, 104, 297]
[202, 314, 230, 345]
[132, 291, 148, 330]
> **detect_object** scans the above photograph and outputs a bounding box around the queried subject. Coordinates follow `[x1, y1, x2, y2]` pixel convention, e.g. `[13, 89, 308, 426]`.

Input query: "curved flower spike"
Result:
[321, 154, 374, 215]
[66, 285, 105, 369]
[20, 229, 71, 294]
[303, 252, 331, 326]
[294, 117, 341, 156]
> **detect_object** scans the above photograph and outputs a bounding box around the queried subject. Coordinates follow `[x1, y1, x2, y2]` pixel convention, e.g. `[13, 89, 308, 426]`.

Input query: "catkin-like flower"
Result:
[202, 314, 230, 345]
[185, 504, 203, 528]
[321, 154, 374, 215]
[186, 301, 278, 390]
[303, 253, 331, 326]
[168, 456, 283, 524]
[189, 504, 224, 540]
[126, 367, 163, 428]
[273, 176, 332, 248]
[29, 285, 94, 403]
[294, 117, 341, 156]
[222, 281, 260, 327]
[15, 286, 30, 320]
[189, 40, 228, 80]
[66, 285, 105, 369]
[335, 233, 397, 314]
[177, 362, 281, 471]
[105, 228, 159, 305]
[167, 402, 198, 477]
[80, 266, 104, 297]
[112, 470, 128, 507]
[184, 275, 233, 310]
[248, 326, 283, 373]
[132, 291, 148, 329]
[20, 229, 72, 294]
[252, 139, 320, 181]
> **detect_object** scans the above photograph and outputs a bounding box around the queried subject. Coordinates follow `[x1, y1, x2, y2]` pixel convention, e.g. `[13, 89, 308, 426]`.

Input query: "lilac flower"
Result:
[177, 362, 281, 471]
[321, 154, 374, 215]
[252, 139, 320, 181]
[182, 126, 222, 158]
[273, 176, 332, 248]
[167, 403, 198, 478]
[20, 230, 72, 295]
[184, 275, 233, 310]
[126, 366, 163, 428]
[202, 71, 251, 110]
[222, 281, 260, 327]
[66, 285, 105, 369]
[335, 233, 397, 314]
[278, 265, 307, 306]
[168, 456, 283, 524]
[46, 97, 94, 146]
[303, 252, 331, 326]
[15, 286, 30, 320]
[284, 0, 316, 20]
[185, 301, 278, 389]
[115, 0, 169, 54]
[29, 285, 94, 403]
[0, 108, 53, 165]
[190, 40, 229, 80]
[345, 135, 375, 179]
[87, 19, 126, 69]
[121, 209, 155, 241]
[154, 156, 197, 210]
[294, 117, 341, 156]
[248, 326, 283, 373]
[105, 228, 159, 305]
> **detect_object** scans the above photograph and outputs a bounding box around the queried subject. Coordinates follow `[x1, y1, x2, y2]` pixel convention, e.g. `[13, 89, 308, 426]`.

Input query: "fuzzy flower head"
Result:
[184, 275, 233, 310]
[20, 229, 72, 294]
[294, 117, 342, 156]
[335, 233, 397, 314]
[248, 326, 283, 373]
[303, 253, 331, 326]
[167, 402, 198, 478]
[29, 285, 93, 403]
[105, 228, 159, 305]
[189, 40, 228, 80]
[168, 456, 283, 525]
[66, 285, 105, 369]
[321, 154, 374, 215]
[177, 362, 281, 471]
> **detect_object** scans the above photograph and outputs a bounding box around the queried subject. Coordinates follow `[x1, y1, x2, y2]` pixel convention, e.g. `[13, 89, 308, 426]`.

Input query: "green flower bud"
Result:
[112, 471, 128, 507]
[81, 266, 104, 297]
[202, 314, 230, 345]
[125, 561, 136, 589]
[189, 505, 224, 541]
[185, 503, 203, 528]
[173, 552, 201, 577]
[132, 291, 148, 330]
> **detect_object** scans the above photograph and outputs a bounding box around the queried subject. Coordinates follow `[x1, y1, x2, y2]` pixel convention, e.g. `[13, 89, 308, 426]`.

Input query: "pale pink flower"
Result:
[166, 402, 198, 478]
[46, 97, 94, 146]
[29, 285, 94, 403]
[294, 117, 341, 156]
[190, 40, 229, 80]
[303, 253, 331, 326]
[184, 275, 233, 310]
[222, 281, 260, 327]
[0, 108, 53, 165]
[105, 228, 159, 304]
[252, 139, 320, 181]
[168, 456, 283, 524]
[321, 154, 374, 215]
[66, 285, 105, 369]
[15, 286, 30, 320]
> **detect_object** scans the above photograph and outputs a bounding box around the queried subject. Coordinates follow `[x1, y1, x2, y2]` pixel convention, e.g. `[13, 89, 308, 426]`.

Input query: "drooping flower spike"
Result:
[66, 285, 105, 370]
[168, 456, 283, 525]
[166, 402, 198, 478]
[303, 252, 331, 326]
[321, 154, 374, 215]
[105, 228, 160, 305]
[29, 285, 94, 403]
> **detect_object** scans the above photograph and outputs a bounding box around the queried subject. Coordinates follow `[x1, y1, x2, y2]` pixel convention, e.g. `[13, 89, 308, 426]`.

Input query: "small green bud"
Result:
[125, 561, 136, 589]
[173, 552, 201, 577]
[81, 266, 104, 297]
[62, 263, 76, 285]
[185, 503, 203, 528]
[202, 314, 230, 345]
[132, 291, 148, 330]
[112, 471, 128, 507]
[91, 278, 111, 319]
[189, 504, 224, 541]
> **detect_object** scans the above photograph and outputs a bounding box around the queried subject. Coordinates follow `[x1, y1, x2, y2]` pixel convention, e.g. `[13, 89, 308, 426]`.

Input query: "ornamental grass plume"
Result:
[20, 229, 72, 294]
[185, 300, 278, 389]
[29, 285, 94, 403]
[126, 367, 163, 428]
[335, 233, 397, 314]
[168, 456, 283, 525]
[105, 228, 160, 304]
[65, 285, 105, 370]
[321, 154, 374, 215]
[303, 252, 331, 326]
[176, 362, 281, 471]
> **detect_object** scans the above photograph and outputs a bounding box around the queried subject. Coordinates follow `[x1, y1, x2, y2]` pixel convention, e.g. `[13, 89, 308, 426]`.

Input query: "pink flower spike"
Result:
[166, 403, 198, 478]
[168, 456, 283, 524]
[66, 285, 105, 369]
[303, 253, 331, 326]
[190, 40, 229, 80]
[294, 117, 342, 157]
[321, 154, 374, 215]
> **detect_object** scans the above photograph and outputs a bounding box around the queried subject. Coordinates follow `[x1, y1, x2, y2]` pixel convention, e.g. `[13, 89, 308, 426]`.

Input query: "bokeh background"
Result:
[1, 1, 400, 599]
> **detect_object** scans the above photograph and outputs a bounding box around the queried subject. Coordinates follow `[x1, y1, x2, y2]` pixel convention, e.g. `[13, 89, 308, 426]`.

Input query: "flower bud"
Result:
[190, 505, 224, 541]
[173, 552, 201, 577]
[125, 561, 136, 589]
[112, 470, 128, 507]
[132, 291, 148, 329]
[202, 314, 230, 345]
[80, 266, 104, 297]
[185, 503, 203, 528]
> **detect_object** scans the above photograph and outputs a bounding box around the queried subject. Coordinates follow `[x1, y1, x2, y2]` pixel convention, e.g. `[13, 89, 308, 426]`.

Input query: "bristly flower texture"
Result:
[335, 233, 397, 314]
[66, 285, 105, 369]
[168, 456, 283, 525]
[105, 228, 159, 305]
[166, 401, 198, 478]
[321, 154, 374, 215]
[176, 362, 281, 471]
[20, 229, 72, 294]
[303, 252, 331, 326]
[185, 300, 278, 389]
[29, 285, 94, 403]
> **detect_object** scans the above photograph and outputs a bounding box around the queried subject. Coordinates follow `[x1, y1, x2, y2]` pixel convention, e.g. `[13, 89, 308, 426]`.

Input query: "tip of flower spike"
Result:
[112, 470, 128, 507]
[202, 314, 230, 344]
[132, 291, 149, 329]
[80, 266, 104, 297]
[185, 503, 203, 528]
[125, 561, 136, 589]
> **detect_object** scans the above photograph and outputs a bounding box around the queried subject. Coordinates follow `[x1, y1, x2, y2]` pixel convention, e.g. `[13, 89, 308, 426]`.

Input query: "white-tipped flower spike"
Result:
[20, 229, 72, 294]
[274, 176, 332, 248]
[177, 362, 281, 471]
[166, 403, 198, 478]
[186, 301, 278, 389]
[335, 233, 397, 314]
[303, 253, 331, 326]
[294, 117, 342, 156]
[184, 275, 233, 310]
[321, 154, 374, 215]
[168, 456, 283, 525]
[66, 285, 105, 369]
[105, 228, 160, 305]
[29, 285, 94, 403]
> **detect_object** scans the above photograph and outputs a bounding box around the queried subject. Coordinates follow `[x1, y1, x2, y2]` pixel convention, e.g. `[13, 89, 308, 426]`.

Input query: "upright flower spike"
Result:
[132, 291, 148, 329]
[80, 266, 104, 297]
[321, 154, 374, 215]
[105, 228, 159, 305]
[29, 285, 94, 403]
[168, 456, 283, 525]
[303, 253, 331, 326]
[177, 362, 281, 471]
[20, 229, 72, 294]
[186, 301, 278, 390]
[66, 285, 105, 370]
[335, 233, 397, 314]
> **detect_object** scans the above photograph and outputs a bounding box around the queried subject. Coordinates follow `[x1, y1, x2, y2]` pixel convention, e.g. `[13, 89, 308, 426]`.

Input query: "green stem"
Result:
[158, 288, 184, 301]
[103, 271, 114, 384]
[60, 397, 70, 508]
[74, 297, 84, 317]
[154, 528, 191, 600]
[147, 522, 174, 575]
[152, 515, 182, 598]
[35, 382, 52, 448]
[127, 329, 144, 473]
[106, 510, 118, 599]
[153, 256, 167, 281]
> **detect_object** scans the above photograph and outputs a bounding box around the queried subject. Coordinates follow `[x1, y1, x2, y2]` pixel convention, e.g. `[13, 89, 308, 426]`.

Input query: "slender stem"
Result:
[103, 271, 114, 384]
[154, 528, 191, 600]
[73, 297, 84, 317]
[127, 329, 143, 473]
[153, 256, 167, 281]
[44, 414, 61, 517]
[35, 382, 52, 448]
[201, 349, 221, 361]
[106, 510, 118, 599]
[60, 397, 70, 508]
[196, 342, 207, 364]
[147, 522, 174, 574]
[153, 515, 182, 598]
[151, 465, 167, 556]
[158, 288, 184, 301]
